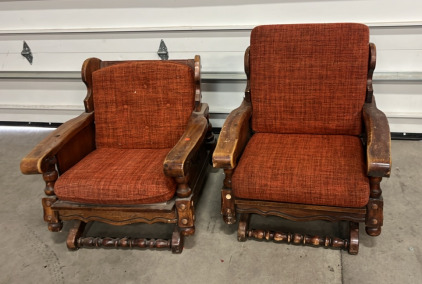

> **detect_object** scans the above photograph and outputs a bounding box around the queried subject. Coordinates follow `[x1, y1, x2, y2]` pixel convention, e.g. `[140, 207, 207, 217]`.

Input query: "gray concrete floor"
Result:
[1, 126, 421, 284]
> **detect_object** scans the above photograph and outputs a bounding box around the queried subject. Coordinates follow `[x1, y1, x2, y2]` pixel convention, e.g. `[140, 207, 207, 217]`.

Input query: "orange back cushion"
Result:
[93, 61, 195, 149]
[250, 23, 369, 135]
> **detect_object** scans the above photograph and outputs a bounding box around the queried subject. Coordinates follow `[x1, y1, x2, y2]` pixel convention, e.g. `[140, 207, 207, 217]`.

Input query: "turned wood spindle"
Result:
[246, 229, 349, 251]
[42, 156, 58, 196]
[369, 177, 382, 198]
[76, 237, 172, 250]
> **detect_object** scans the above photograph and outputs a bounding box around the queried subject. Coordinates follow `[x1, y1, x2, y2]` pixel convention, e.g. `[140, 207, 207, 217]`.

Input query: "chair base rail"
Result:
[66, 220, 186, 253]
[237, 213, 360, 254]
[76, 236, 172, 250]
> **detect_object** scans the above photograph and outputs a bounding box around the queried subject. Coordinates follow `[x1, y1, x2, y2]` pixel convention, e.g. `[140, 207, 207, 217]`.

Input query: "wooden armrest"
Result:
[163, 104, 209, 178]
[363, 97, 391, 177]
[212, 99, 252, 169]
[20, 112, 94, 175]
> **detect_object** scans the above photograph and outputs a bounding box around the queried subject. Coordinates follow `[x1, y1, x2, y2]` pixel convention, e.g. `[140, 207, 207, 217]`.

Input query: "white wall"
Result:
[0, 0, 421, 132]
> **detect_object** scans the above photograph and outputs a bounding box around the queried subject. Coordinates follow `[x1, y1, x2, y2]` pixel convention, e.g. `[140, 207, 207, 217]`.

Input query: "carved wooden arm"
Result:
[212, 99, 252, 169]
[20, 112, 95, 175]
[362, 97, 391, 177]
[163, 103, 209, 179]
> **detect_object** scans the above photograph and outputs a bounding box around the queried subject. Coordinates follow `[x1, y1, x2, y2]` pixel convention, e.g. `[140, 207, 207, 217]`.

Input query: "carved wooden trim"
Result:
[236, 207, 365, 223]
[237, 213, 360, 254]
[42, 197, 63, 232]
[237, 213, 250, 241]
[212, 100, 252, 169]
[245, 229, 350, 251]
[349, 222, 359, 255]
[365, 197, 384, 236]
[175, 196, 195, 228]
[66, 221, 187, 253]
[235, 200, 366, 223]
[363, 100, 391, 177]
[221, 169, 236, 224]
[76, 236, 172, 250]
[244, 46, 251, 102]
[205, 116, 216, 150]
[42, 156, 58, 196]
[59, 214, 177, 226]
[366, 177, 384, 236]
[67, 220, 86, 250]
[194, 55, 202, 111]
[171, 227, 184, 253]
[176, 180, 192, 198]
[52, 201, 178, 226]
[366, 43, 376, 103]
[81, 57, 101, 112]
[369, 176, 382, 198]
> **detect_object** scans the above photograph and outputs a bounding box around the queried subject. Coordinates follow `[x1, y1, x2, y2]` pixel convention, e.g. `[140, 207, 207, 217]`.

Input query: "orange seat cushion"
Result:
[54, 148, 176, 205]
[232, 133, 369, 207]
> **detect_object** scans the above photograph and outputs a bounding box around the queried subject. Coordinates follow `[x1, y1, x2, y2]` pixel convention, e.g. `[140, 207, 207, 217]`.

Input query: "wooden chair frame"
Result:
[21, 56, 215, 253]
[213, 44, 391, 254]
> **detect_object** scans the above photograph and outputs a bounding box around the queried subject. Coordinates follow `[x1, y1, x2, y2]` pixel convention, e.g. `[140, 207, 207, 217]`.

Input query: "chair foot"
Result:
[171, 227, 185, 254]
[348, 222, 359, 255]
[237, 213, 250, 241]
[48, 222, 63, 232]
[67, 220, 87, 250]
[365, 226, 382, 236]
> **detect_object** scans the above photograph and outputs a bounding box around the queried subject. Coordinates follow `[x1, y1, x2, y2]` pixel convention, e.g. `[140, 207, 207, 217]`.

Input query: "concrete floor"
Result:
[1, 126, 421, 284]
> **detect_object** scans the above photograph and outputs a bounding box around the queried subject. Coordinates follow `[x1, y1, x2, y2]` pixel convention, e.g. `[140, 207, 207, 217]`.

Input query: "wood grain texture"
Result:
[20, 112, 94, 175]
[212, 99, 252, 169]
[55, 121, 95, 175]
[213, 24, 390, 255]
[235, 199, 366, 223]
[366, 43, 376, 103]
[363, 96, 391, 177]
[163, 103, 209, 179]
[194, 55, 202, 111]
[245, 229, 350, 251]
[22, 56, 211, 253]
[81, 57, 102, 112]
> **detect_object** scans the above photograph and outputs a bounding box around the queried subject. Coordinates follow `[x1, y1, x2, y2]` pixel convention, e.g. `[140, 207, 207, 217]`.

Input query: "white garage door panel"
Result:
[375, 81, 422, 111]
[0, 79, 85, 107]
[0, 1, 421, 133]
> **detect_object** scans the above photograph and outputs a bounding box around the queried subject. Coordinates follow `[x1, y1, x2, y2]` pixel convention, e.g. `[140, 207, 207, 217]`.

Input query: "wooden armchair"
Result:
[20, 56, 215, 253]
[213, 24, 391, 254]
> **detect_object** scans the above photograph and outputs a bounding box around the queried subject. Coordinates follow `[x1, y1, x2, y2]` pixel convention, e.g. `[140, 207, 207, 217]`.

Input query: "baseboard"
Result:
[391, 132, 422, 140]
[0, 121, 62, 128]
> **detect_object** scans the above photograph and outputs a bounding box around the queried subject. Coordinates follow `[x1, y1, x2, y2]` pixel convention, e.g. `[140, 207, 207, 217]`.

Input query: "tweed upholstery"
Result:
[250, 23, 369, 135]
[93, 61, 195, 149]
[54, 148, 176, 204]
[232, 133, 369, 207]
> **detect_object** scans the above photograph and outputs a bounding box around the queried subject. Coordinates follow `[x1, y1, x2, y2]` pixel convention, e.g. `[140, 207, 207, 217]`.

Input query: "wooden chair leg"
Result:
[237, 213, 250, 241]
[66, 220, 87, 250]
[348, 222, 359, 255]
[171, 227, 185, 254]
[366, 198, 383, 236]
[221, 169, 236, 224]
[42, 197, 63, 232]
[366, 177, 384, 236]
